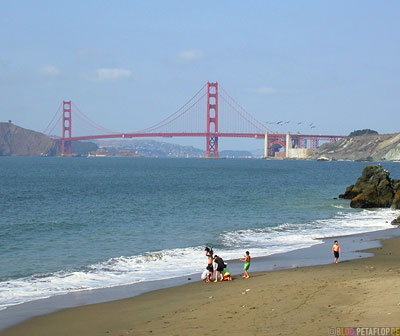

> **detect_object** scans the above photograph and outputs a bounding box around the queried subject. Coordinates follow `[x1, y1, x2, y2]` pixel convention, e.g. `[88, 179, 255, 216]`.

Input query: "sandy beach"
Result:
[2, 236, 400, 336]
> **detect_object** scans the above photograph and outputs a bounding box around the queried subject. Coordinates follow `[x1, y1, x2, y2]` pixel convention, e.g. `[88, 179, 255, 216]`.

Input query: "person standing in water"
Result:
[332, 240, 341, 264]
[240, 251, 251, 278]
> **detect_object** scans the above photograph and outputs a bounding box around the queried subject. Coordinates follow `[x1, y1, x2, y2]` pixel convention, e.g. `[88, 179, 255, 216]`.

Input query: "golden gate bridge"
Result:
[43, 82, 344, 157]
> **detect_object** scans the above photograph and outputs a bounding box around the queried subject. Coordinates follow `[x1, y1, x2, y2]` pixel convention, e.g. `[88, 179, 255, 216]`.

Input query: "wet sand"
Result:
[2, 236, 400, 336]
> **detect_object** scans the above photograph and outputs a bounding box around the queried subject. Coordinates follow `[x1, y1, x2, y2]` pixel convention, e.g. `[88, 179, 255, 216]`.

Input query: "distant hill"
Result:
[310, 133, 400, 161]
[0, 122, 57, 156]
[94, 139, 205, 158]
[94, 140, 254, 158]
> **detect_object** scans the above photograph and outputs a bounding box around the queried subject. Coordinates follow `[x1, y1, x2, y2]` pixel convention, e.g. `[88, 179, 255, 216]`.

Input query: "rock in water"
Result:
[339, 165, 400, 209]
[391, 215, 400, 225]
[393, 190, 400, 209]
[339, 184, 359, 200]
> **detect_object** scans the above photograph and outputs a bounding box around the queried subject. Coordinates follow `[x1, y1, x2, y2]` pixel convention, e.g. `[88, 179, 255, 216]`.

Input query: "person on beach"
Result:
[213, 255, 225, 282]
[332, 240, 341, 264]
[205, 247, 214, 280]
[222, 264, 232, 281]
[201, 269, 211, 282]
[240, 251, 251, 278]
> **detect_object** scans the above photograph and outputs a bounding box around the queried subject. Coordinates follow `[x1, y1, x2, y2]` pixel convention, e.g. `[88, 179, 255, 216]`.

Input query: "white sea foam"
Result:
[0, 207, 398, 310]
[332, 204, 345, 209]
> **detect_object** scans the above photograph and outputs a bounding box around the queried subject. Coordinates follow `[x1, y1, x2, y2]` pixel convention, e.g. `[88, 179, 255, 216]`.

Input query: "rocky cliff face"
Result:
[310, 133, 400, 161]
[0, 122, 58, 156]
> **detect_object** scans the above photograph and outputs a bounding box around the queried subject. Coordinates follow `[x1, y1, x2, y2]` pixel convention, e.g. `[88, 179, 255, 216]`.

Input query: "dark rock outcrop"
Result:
[0, 122, 58, 156]
[339, 165, 400, 209]
[393, 190, 400, 209]
[391, 215, 400, 225]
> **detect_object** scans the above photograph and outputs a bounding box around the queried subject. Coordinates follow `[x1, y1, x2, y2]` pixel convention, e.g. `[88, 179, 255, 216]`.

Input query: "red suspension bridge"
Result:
[44, 82, 344, 158]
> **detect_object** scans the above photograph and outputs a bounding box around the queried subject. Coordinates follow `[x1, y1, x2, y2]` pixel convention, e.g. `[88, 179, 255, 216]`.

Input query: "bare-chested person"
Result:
[205, 247, 214, 281]
[332, 240, 341, 264]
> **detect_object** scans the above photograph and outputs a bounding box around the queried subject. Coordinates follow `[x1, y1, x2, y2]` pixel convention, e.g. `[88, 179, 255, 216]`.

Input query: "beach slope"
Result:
[2, 238, 400, 336]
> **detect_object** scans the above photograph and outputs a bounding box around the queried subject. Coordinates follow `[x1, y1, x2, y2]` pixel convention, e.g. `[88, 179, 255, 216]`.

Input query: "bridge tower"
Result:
[61, 101, 72, 156]
[206, 82, 219, 157]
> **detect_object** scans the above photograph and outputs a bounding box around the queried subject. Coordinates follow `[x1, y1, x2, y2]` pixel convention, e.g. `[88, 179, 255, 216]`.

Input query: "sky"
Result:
[1, 1, 399, 151]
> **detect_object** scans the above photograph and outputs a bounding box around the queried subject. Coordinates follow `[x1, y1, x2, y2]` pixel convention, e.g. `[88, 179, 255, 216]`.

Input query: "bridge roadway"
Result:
[55, 132, 345, 142]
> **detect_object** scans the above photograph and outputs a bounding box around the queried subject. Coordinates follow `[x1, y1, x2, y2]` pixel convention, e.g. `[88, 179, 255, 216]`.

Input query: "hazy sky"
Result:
[1, 1, 399, 150]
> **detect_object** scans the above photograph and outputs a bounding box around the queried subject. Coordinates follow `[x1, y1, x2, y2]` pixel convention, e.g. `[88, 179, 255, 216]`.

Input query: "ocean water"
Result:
[0, 157, 399, 310]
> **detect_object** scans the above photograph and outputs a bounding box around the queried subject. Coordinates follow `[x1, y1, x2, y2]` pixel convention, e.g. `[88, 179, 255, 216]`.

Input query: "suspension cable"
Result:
[43, 103, 62, 135]
[135, 83, 207, 133]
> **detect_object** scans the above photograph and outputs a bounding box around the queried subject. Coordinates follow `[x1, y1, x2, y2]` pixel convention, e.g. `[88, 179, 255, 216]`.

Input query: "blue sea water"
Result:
[0, 157, 399, 310]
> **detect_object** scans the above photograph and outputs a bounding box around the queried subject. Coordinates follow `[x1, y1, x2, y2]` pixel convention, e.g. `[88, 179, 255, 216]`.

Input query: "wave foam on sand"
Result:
[0, 207, 398, 310]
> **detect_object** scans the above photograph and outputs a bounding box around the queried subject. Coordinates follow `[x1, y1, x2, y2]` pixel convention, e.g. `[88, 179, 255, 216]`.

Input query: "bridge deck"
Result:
[55, 133, 345, 142]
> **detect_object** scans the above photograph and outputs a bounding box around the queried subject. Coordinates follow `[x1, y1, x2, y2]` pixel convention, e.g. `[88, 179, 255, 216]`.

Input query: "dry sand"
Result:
[2, 238, 400, 336]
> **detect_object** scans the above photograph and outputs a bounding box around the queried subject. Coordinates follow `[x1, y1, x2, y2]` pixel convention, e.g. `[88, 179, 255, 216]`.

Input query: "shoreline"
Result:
[1, 226, 399, 333]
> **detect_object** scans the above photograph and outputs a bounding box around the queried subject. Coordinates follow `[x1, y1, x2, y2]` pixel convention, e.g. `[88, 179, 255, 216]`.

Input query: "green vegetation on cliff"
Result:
[348, 129, 378, 137]
[71, 142, 98, 156]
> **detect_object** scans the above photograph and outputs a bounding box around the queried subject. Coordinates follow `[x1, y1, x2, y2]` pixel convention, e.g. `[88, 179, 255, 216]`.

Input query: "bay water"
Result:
[1, 157, 399, 310]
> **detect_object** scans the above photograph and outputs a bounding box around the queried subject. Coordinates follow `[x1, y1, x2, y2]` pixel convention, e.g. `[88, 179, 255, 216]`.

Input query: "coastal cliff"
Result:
[0, 122, 57, 156]
[310, 133, 400, 161]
